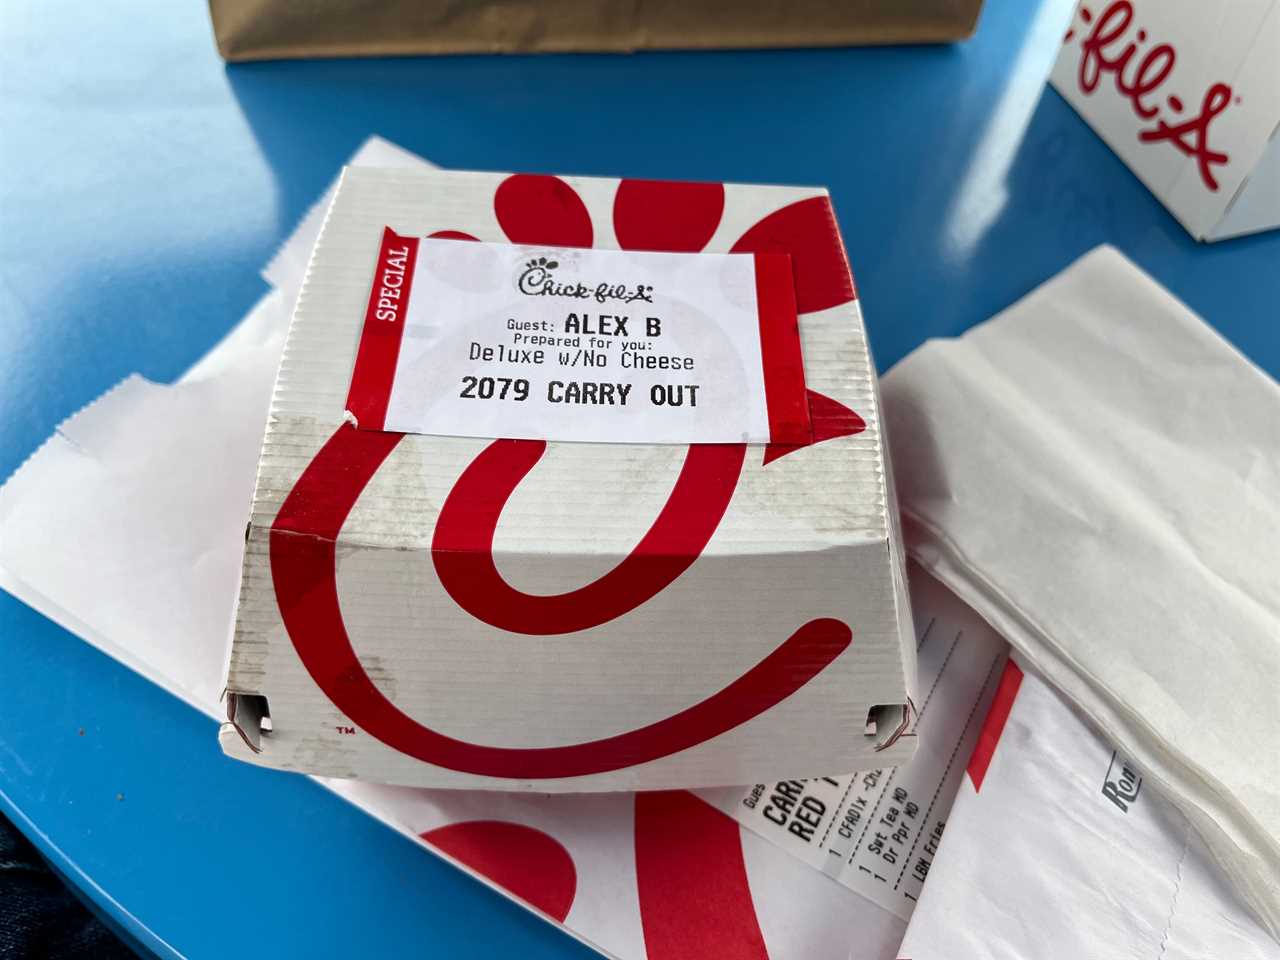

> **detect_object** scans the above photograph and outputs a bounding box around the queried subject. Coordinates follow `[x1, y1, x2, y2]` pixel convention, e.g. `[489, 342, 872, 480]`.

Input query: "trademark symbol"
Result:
[336, 725, 356, 735]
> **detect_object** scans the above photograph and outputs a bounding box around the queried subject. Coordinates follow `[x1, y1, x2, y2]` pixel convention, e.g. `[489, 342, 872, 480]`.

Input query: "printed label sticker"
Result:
[346, 231, 811, 445]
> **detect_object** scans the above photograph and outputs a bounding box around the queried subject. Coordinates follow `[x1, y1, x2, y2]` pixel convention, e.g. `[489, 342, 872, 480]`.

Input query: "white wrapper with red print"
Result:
[0, 138, 926, 960]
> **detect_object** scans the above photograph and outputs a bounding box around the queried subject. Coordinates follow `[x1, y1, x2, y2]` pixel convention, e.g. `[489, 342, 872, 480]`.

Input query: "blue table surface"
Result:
[2, 0, 1277, 957]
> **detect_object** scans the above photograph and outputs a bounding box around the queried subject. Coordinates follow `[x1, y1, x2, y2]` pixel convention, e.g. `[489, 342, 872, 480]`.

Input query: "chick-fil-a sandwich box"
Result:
[219, 166, 917, 790]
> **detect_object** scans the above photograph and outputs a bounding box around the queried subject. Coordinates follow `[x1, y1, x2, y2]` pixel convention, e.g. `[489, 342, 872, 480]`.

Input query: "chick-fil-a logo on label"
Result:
[517, 255, 654, 304]
[1064, 1, 1238, 191]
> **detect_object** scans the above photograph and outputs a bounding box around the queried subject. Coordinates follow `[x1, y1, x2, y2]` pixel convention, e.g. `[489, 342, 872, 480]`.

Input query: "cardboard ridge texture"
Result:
[220, 166, 917, 791]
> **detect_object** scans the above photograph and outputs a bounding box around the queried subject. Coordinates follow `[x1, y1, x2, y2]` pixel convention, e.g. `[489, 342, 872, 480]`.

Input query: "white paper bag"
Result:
[898, 657, 1280, 959]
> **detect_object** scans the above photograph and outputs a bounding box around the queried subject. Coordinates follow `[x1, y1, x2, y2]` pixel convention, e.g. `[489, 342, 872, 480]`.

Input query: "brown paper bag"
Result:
[210, 0, 982, 61]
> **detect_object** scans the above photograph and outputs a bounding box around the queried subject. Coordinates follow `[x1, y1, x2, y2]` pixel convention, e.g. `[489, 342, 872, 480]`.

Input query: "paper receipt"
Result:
[698, 569, 1009, 920]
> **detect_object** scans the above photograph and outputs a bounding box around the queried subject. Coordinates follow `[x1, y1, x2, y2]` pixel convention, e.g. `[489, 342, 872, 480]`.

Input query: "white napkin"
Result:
[882, 245, 1280, 938]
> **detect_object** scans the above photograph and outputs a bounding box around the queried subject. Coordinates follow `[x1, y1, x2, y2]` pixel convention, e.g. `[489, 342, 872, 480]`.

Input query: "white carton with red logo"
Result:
[1051, 0, 1280, 241]
[219, 165, 916, 791]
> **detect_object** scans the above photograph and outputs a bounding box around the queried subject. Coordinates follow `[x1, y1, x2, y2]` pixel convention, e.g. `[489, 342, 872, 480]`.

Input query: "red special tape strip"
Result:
[754, 251, 812, 446]
[345, 227, 421, 431]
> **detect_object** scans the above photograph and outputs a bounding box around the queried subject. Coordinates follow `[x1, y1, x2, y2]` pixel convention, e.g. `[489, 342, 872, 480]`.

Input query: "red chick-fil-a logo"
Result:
[1064, 1, 1237, 191]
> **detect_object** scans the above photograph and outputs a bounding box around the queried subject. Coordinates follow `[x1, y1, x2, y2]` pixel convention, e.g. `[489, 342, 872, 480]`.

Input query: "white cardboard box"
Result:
[220, 166, 917, 791]
[1051, 0, 1280, 241]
